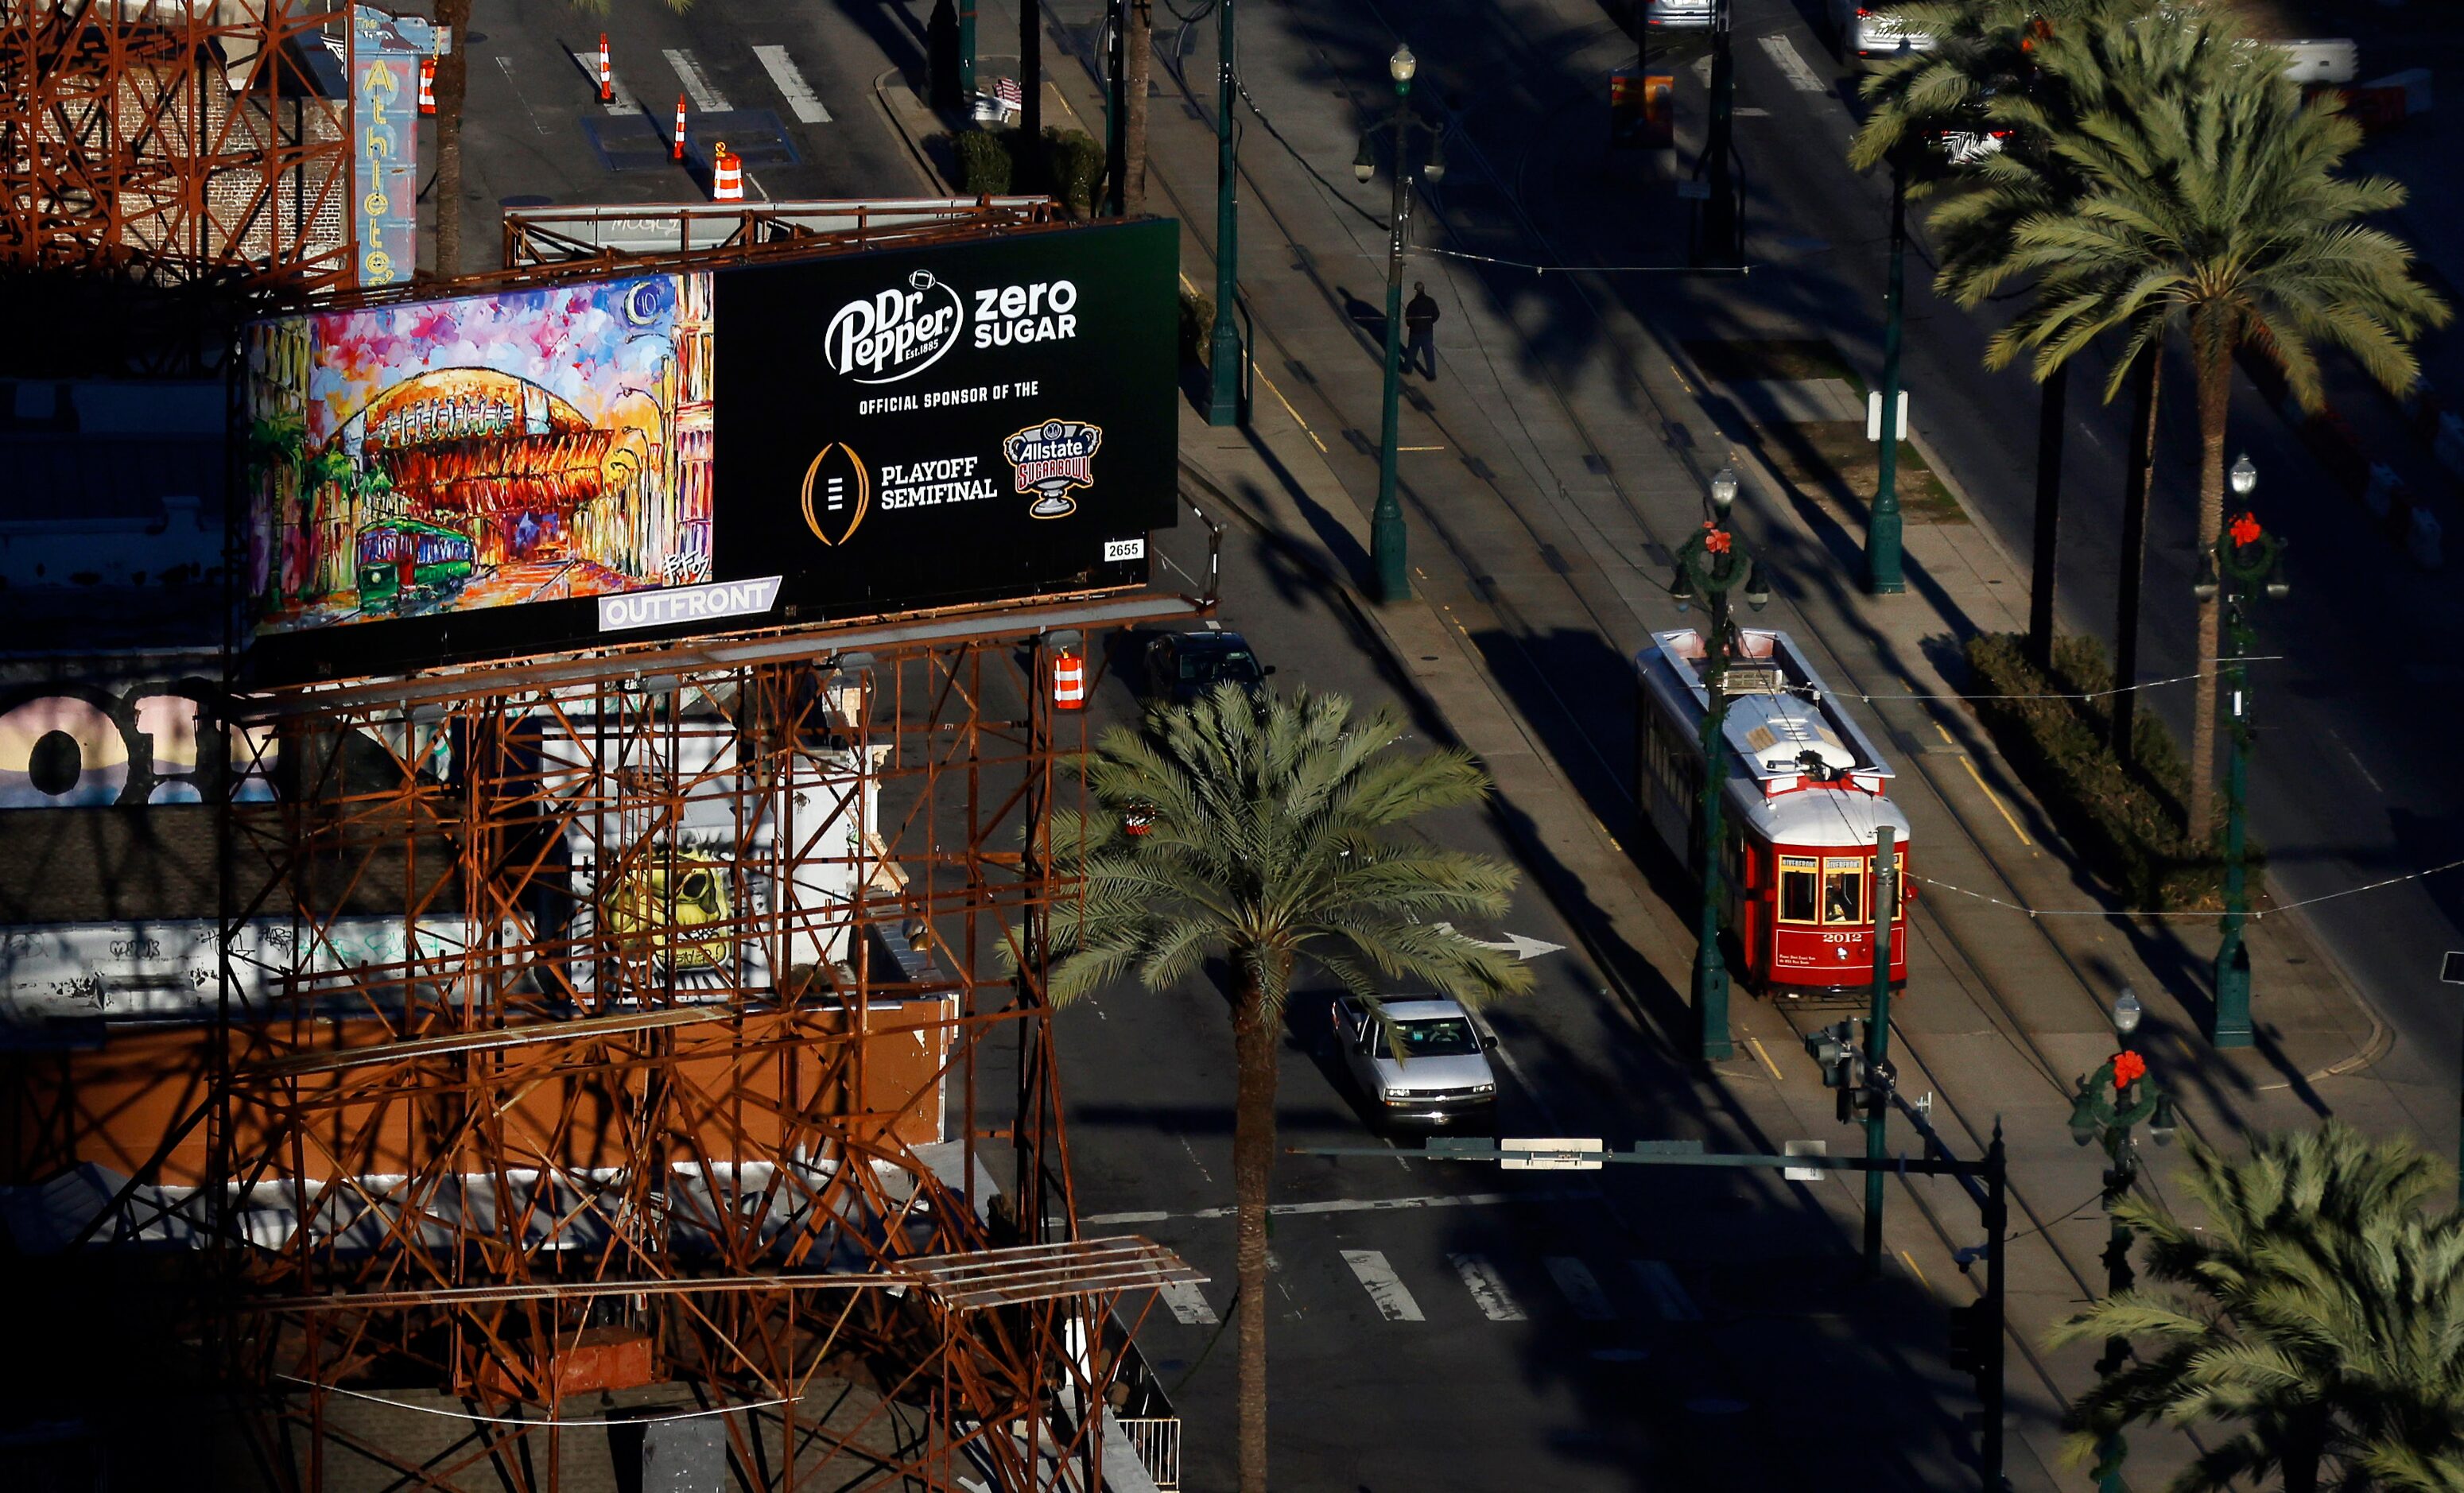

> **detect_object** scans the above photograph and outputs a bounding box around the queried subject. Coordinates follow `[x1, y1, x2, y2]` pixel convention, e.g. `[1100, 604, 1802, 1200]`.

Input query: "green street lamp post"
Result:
[959, 0, 976, 99]
[2068, 985, 2178, 1493]
[1868, 160, 1907, 594]
[1695, 0, 1740, 266]
[2194, 454, 2287, 1049]
[1205, 0, 1243, 426]
[1354, 45, 1445, 603]
[1862, 822, 1898, 1276]
[1670, 467, 1767, 1063]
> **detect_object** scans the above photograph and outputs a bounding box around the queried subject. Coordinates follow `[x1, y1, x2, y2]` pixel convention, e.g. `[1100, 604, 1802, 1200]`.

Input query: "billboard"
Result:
[242, 218, 1178, 683]
[347, 6, 434, 288]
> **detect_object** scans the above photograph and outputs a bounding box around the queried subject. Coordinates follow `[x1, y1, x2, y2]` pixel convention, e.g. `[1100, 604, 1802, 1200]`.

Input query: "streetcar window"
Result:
[1822, 859, 1866, 925]
[1779, 857, 1819, 923]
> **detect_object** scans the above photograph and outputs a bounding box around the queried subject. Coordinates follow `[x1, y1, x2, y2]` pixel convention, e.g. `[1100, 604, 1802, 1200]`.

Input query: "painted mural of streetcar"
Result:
[355, 518, 478, 614]
[1635, 628, 1911, 996]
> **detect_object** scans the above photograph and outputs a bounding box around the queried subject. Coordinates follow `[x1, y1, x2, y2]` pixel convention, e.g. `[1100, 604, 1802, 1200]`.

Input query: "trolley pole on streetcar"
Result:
[1861, 824, 1896, 1276]
[1668, 467, 1767, 1064]
[2195, 456, 2285, 1049]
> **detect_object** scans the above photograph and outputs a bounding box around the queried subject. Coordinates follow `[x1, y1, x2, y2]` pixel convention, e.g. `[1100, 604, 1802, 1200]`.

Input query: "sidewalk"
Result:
[875, 19, 2439, 1488]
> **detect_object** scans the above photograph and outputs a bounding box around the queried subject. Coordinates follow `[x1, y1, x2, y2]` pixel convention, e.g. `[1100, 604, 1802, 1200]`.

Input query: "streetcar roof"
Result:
[1740, 780, 1912, 847]
[1635, 628, 1897, 791]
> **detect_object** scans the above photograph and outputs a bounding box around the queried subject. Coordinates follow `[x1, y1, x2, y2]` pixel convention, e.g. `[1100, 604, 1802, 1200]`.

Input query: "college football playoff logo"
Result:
[1002, 419, 1103, 519]
[800, 441, 871, 545]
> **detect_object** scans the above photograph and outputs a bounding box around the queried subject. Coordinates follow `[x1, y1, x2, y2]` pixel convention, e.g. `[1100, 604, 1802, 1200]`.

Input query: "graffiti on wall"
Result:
[0, 678, 274, 809]
[245, 272, 716, 633]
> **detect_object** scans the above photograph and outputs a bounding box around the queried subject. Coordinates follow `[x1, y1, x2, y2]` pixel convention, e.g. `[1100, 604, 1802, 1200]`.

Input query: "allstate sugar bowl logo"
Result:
[1003, 419, 1104, 519]
[825, 270, 965, 384]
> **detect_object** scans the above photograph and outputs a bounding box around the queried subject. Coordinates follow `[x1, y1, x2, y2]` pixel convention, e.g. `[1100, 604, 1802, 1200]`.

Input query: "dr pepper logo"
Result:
[824, 270, 964, 384]
[1003, 420, 1103, 519]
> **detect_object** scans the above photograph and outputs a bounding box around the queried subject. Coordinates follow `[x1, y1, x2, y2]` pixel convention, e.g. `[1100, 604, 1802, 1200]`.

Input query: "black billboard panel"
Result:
[239, 218, 1179, 684]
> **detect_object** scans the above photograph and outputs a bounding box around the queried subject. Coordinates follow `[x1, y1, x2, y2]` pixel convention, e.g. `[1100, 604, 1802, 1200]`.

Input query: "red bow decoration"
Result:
[1703, 522, 1733, 555]
[2228, 512, 2262, 548]
[2111, 1050, 2148, 1089]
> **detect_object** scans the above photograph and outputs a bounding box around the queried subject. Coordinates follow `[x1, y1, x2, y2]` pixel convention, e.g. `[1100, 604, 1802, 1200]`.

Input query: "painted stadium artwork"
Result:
[244, 273, 716, 633]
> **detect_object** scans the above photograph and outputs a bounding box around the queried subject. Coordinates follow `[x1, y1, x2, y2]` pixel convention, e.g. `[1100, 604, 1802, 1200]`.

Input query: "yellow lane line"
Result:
[1957, 754, 2032, 847]
[1747, 1036, 1785, 1082]
[1256, 369, 1328, 455]
[1396, 444, 1446, 452]
[1899, 1249, 1930, 1290]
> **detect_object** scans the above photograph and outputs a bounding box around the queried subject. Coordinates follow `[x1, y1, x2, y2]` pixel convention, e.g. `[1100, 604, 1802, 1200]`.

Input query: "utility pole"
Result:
[1668, 469, 1766, 1063]
[1862, 824, 1896, 1275]
[1700, 0, 1740, 266]
[1205, 0, 1243, 425]
[959, 0, 976, 100]
[2199, 456, 2285, 1049]
[1353, 45, 1443, 600]
[1868, 160, 1907, 595]
[1021, 0, 1042, 142]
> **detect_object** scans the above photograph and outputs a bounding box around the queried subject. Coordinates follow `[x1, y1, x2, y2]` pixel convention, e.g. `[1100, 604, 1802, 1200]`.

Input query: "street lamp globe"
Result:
[1390, 44, 1417, 85]
[2112, 987, 2144, 1037]
[1352, 134, 1376, 184]
[2229, 454, 2258, 497]
[1709, 467, 1740, 517]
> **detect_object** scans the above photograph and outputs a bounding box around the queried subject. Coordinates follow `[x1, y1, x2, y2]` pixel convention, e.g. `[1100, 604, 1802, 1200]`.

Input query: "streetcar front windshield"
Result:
[1822, 859, 1866, 925]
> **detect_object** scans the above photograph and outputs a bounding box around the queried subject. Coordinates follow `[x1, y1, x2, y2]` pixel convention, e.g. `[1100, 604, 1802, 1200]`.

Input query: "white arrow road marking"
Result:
[752, 45, 832, 122]
[1342, 1249, 1426, 1321]
[1158, 1280, 1219, 1325]
[1632, 1259, 1702, 1321]
[1449, 1253, 1528, 1321]
[1691, 54, 1713, 86]
[665, 48, 733, 113]
[1433, 923, 1566, 960]
[1760, 35, 1827, 92]
[1545, 1256, 1616, 1320]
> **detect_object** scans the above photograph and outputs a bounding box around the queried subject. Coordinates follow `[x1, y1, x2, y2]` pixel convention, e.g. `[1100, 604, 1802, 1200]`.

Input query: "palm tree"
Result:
[1849, 0, 2152, 674]
[1120, 0, 1152, 215]
[431, 0, 474, 276]
[2051, 1123, 2464, 1492]
[1948, 8, 2447, 832]
[1042, 685, 1533, 1493]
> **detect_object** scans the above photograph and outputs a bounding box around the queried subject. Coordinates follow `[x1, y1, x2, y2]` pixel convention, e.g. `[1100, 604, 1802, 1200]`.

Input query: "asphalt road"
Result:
[437, 0, 931, 271]
[1054, 518, 1983, 1493]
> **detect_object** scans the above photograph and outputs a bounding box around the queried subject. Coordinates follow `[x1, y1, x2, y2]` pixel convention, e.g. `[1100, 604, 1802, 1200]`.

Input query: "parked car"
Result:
[1639, 0, 1713, 27]
[1830, 0, 1936, 68]
[1144, 630, 1273, 704]
[1333, 995, 1499, 1130]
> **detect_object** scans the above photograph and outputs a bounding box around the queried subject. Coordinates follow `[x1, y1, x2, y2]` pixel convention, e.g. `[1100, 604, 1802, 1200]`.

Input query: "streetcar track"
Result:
[1143, 0, 2221, 1461]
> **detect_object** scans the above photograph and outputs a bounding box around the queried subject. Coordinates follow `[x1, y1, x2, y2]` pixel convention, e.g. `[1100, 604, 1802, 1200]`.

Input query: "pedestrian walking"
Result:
[1404, 282, 1441, 380]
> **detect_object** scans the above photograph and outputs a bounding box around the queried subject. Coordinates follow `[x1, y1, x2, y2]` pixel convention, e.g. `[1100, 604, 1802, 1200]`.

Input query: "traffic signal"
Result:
[1803, 1019, 1867, 1120]
[1946, 1300, 1998, 1409]
[1947, 1302, 1987, 1375]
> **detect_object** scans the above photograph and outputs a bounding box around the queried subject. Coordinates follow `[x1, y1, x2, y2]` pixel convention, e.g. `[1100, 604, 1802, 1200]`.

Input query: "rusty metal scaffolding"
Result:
[138, 615, 1197, 1491]
[1, 0, 351, 286]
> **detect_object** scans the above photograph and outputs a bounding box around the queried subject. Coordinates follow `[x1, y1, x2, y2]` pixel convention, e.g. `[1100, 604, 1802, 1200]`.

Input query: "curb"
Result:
[872, 68, 953, 195]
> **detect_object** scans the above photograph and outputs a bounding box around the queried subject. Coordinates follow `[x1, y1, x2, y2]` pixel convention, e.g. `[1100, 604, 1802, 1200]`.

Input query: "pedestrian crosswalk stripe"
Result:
[665, 48, 734, 114]
[1341, 1249, 1426, 1322]
[1158, 1280, 1218, 1326]
[1632, 1259, 1702, 1321]
[1544, 1256, 1616, 1321]
[1758, 35, 1827, 93]
[752, 45, 832, 124]
[1448, 1253, 1527, 1321]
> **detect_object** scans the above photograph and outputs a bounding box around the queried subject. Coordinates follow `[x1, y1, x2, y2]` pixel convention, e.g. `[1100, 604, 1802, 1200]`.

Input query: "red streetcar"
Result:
[1635, 628, 1911, 996]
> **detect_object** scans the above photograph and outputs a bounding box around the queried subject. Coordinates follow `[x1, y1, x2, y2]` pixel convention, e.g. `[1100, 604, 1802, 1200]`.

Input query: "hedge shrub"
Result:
[1042, 127, 1105, 216]
[954, 128, 1015, 195]
[1961, 633, 2252, 911]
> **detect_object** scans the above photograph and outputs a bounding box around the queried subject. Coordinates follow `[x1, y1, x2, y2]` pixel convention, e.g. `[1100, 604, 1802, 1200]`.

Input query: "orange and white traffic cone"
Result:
[598, 33, 613, 103]
[710, 142, 743, 202]
[673, 94, 687, 161]
[418, 58, 436, 115]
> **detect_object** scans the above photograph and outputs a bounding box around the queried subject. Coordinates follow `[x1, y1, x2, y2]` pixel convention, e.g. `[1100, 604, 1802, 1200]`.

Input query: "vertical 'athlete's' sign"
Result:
[348, 6, 434, 288]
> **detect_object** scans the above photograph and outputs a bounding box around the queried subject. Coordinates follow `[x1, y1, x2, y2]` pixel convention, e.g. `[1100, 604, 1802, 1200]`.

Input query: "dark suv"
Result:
[1144, 630, 1274, 704]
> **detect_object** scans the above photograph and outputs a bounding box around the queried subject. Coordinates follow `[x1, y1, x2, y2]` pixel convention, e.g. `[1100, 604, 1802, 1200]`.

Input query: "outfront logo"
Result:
[1003, 420, 1104, 519]
[824, 270, 964, 384]
[800, 441, 871, 545]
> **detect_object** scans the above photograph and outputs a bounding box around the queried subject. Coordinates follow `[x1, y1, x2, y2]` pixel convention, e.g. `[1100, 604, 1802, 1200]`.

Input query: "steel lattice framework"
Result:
[1, 0, 350, 287]
[122, 619, 1189, 1491]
